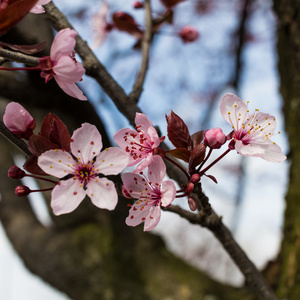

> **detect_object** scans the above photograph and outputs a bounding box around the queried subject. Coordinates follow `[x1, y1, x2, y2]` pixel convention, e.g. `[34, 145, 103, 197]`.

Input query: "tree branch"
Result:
[128, 0, 152, 103]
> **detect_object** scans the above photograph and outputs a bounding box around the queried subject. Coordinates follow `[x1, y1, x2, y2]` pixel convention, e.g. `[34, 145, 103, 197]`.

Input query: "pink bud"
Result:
[133, 1, 144, 8]
[179, 26, 199, 43]
[188, 197, 198, 211]
[3, 102, 36, 140]
[8, 166, 25, 179]
[186, 182, 194, 194]
[15, 185, 31, 197]
[190, 173, 200, 183]
[204, 127, 227, 149]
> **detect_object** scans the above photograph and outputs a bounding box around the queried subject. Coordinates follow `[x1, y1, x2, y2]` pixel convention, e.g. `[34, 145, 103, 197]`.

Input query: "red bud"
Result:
[8, 166, 25, 179]
[15, 185, 31, 197]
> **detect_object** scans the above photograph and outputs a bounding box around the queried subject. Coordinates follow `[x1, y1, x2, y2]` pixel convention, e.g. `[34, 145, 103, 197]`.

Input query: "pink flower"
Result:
[122, 156, 176, 231]
[30, 0, 51, 14]
[39, 28, 87, 100]
[114, 113, 164, 173]
[3, 102, 36, 139]
[220, 93, 286, 162]
[92, 1, 113, 49]
[179, 26, 199, 43]
[38, 123, 129, 215]
[204, 127, 227, 149]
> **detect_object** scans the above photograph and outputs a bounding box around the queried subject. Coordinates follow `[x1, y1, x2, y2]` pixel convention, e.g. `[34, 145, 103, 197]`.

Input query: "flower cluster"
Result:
[4, 93, 286, 231]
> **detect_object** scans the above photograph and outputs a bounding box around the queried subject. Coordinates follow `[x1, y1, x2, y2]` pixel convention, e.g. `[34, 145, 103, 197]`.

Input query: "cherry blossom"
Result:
[220, 93, 286, 162]
[39, 28, 87, 100]
[204, 127, 227, 149]
[122, 156, 176, 231]
[3, 102, 36, 139]
[92, 1, 113, 49]
[30, 0, 51, 14]
[114, 113, 164, 173]
[38, 123, 129, 215]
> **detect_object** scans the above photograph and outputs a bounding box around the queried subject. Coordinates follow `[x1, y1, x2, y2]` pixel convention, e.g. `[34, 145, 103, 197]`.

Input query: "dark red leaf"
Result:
[191, 130, 204, 148]
[204, 174, 218, 184]
[166, 110, 191, 149]
[167, 148, 191, 163]
[0, 0, 38, 36]
[23, 155, 48, 175]
[112, 11, 143, 39]
[28, 134, 58, 156]
[189, 143, 206, 172]
[160, 0, 186, 9]
[40, 113, 71, 152]
[0, 40, 47, 54]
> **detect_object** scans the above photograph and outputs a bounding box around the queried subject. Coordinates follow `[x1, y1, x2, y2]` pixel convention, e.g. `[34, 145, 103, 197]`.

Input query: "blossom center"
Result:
[74, 163, 96, 186]
[39, 56, 55, 82]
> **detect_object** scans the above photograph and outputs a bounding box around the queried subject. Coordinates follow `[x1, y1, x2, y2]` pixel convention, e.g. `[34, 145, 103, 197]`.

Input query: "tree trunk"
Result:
[273, 1, 300, 299]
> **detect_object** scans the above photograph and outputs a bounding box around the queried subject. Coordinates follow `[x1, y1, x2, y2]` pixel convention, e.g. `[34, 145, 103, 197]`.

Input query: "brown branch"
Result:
[128, 0, 152, 103]
[0, 48, 39, 66]
[165, 183, 279, 300]
[0, 122, 32, 157]
[44, 1, 141, 126]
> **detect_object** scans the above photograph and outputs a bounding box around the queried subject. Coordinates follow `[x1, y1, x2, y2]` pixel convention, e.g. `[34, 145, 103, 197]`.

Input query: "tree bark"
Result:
[273, 1, 300, 299]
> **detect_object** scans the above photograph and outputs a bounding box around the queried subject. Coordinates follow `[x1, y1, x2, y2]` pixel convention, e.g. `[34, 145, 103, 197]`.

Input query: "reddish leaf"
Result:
[40, 113, 71, 152]
[167, 148, 190, 163]
[112, 11, 143, 39]
[0, 40, 47, 54]
[189, 143, 206, 172]
[166, 110, 191, 149]
[0, 0, 38, 36]
[23, 155, 48, 175]
[28, 134, 58, 156]
[191, 130, 204, 148]
[204, 174, 218, 184]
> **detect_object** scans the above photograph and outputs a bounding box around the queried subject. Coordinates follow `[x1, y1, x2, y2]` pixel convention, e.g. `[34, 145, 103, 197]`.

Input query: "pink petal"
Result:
[94, 147, 129, 175]
[125, 199, 151, 227]
[260, 142, 286, 162]
[147, 156, 166, 185]
[70, 123, 102, 163]
[160, 180, 176, 207]
[144, 206, 161, 231]
[248, 112, 277, 137]
[235, 140, 265, 157]
[51, 179, 86, 215]
[53, 56, 85, 83]
[135, 113, 160, 145]
[30, 0, 51, 14]
[50, 28, 77, 60]
[87, 178, 118, 210]
[54, 77, 87, 100]
[220, 93, 248, 130]
[3, 102, 34, 132]
[92, 1, 109, 49]
[133, 153, 153, 173]
[38, 149, 76, 178]
[121, 173, 150, 199]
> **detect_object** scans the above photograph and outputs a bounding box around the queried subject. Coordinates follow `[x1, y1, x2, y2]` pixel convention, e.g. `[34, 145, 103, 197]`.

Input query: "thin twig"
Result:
[0, 122, 32, 157]
[128, 0, 152, 103]
[0, 48, 39, 66]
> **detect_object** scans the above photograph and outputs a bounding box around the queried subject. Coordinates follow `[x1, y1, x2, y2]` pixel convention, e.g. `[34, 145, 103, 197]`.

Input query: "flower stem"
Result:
[200, 148, 231, 175]
[164, 155, 190, 180]
[25, 174, 57, 184]
[198, 148, 213, 171]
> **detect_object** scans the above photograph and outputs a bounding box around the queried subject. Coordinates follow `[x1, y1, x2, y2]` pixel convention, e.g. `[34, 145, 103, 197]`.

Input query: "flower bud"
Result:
[15, 185, 31, 197]
[186, 182, 194, 194]
[204, 127, 227, 149]
[179, 26, 199, 43]
[3, 102, 36, 140]
[190, 173, 200, 184]
[133, 1, 144, 8]
[8, 166, 25, 179]
[188, 197, 198, 211]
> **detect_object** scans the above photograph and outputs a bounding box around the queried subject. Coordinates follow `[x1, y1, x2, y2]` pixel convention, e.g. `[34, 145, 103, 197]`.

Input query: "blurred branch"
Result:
[128, 0, 152, 103]
[165, 183, 279, 300]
